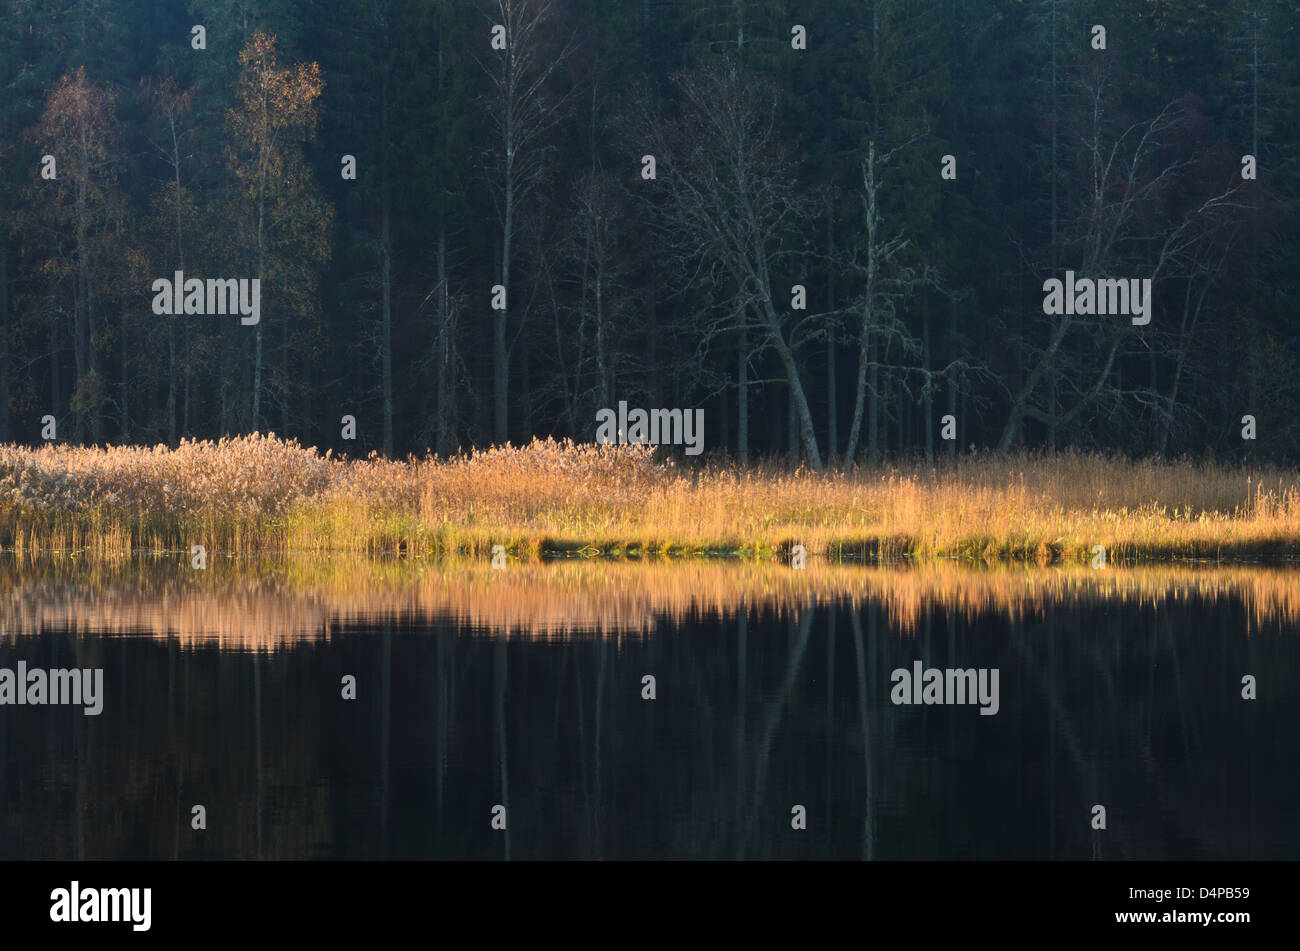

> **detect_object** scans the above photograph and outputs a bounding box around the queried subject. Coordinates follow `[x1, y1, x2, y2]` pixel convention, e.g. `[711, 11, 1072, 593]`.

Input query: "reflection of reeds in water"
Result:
[0, 554, 1297, 649]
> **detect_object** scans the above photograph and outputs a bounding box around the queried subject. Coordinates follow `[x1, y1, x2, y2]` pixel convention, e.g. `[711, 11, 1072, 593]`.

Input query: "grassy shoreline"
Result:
[1, 434, 1298, 564]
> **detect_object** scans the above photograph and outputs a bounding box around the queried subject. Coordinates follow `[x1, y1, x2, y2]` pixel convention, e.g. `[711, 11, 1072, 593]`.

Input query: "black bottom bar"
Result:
[4, 860, 1279, 939]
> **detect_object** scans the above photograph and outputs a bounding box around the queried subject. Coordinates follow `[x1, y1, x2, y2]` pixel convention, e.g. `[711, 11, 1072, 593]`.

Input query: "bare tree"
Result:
[564, 170, 630, 418]
[477, 0, 574, 445]
[1141, 164, 1257, 455]
[997, 61, 1245, 452]
[141, 76, 195, 446]
[649, 59, 828, 471]
[841, 140, 927, 467]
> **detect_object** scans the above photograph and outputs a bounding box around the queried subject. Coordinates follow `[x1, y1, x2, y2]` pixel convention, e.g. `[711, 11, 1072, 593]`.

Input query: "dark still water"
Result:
[0, 556, 1296, 860]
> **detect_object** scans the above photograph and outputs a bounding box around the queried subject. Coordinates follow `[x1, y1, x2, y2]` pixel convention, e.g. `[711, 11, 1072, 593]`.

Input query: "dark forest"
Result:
[2, 0, 1297, 466]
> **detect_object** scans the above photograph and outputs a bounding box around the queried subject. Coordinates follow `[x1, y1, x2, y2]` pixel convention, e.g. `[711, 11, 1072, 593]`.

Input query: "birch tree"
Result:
[141, 77, 196, 445]
[996, 61, 1244, 452]
[223, 33, 332, 432]
[841, 140, 924, 467]
[478, 0, 574, 445]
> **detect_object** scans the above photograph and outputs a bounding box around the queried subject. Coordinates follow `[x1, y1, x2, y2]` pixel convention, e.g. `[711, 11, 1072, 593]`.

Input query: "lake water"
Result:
[0, 556, 1295, 860]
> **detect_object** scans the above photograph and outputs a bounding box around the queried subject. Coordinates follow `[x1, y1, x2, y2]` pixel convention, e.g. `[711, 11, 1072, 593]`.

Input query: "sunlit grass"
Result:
[1, 433, 1297, 562]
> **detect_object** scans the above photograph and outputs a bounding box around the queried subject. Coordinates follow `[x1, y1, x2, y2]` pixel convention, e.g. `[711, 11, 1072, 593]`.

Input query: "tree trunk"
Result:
[997, 315, 1071, 452]
[845, 304, 869, 466]
[252, 194, 265, 431]
[252, 87, 269, 433]
[167, 315, 176, 444]
[169, 115, 183, 446]
[737, 319, 749, 462]
[868, 338, 880, 464]
[87, 278, 100, 443]
[182, 323, 191, 438]
[0, 247, 8, 442]
[120, 308, 129, 442]
[435, 228, 454, 456]
[923, 297, 933, 462]
[280, 314, 290, 435]
[787, 381, 798, 466]
[763, 303, 823, 472]
[1157, 274, 1215, 456]
[825, 203, 837, 463]
[381, 195, 394, 456]
[595, 268, 608, 408]
[48, 290, 60, 431]
[646, 270, 658, 405]
[1047, 0, 1058, 452]
[846, 147, 881, 468]
[495, 164, 513, 445]
[74, 174, 88, 443]
[947, 368, 958, 461]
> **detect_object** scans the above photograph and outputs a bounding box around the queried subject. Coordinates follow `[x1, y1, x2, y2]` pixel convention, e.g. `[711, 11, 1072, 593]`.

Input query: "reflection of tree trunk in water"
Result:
[182, 647, 191, 857]
[436, 632, 447, 816]
[595, 639, 607, 857]
[947, 613, 957, 757]
[1010, 615, 1110, 858]
[381, 621, 391, 856]
[254, 651, 263, 859]
[737, 324, 749, 461]
[1145, 619, 1157, 771]
[75, 709, 84, 859]
[733, 598, 747, 854]
[1162, 613, 1194, 773]
[1121, 615, 1218, 856]
[739, 602, 815, 858]
[71, 628, 89, 857]
[823, 609, 836, 851]
[570, 647, 591, 857]
[552, 648, 569, 738]
[0, 685, 5, 854]
[1049, 612, 1056, 860]
[495, 640, 510, 861]
[850, 611, 875, 861]
[0, 654, 5, 850]
[1248, 659, 1256, 857]
[921, 603, 931, 750]
[1021, 607, 1215, 859]
[170, 641, 180, 859]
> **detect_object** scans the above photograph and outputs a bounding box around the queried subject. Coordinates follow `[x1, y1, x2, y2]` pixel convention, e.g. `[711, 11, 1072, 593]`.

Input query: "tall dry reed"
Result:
[1, 434, 1297, 562]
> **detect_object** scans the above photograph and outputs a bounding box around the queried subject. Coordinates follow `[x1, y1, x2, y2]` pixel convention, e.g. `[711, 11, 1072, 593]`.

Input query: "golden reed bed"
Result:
[1, 434, 1298, 562]
[1, 555, 1297, 648]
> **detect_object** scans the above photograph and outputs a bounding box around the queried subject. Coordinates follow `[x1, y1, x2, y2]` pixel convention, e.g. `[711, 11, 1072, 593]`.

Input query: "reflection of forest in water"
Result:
[0, 556, 1295, 860]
